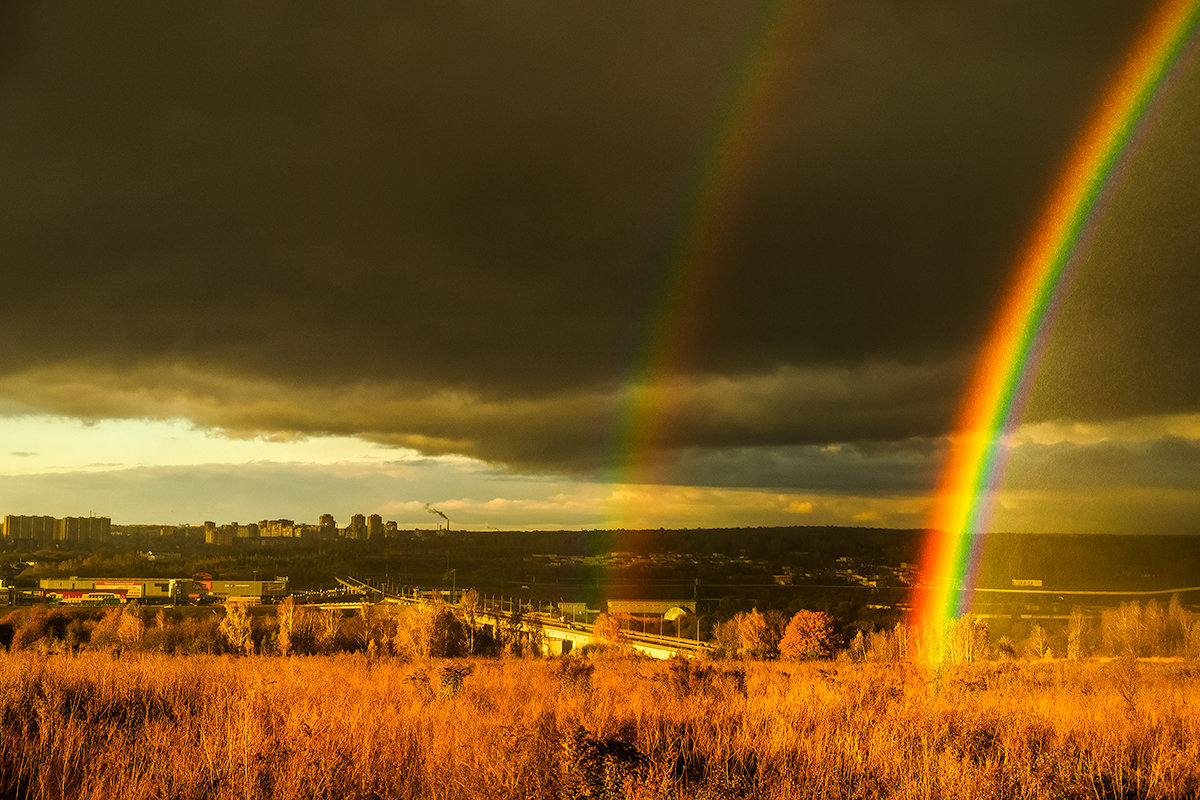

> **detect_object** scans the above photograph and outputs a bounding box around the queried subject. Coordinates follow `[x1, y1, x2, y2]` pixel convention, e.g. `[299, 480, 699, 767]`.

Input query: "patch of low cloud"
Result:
[1014, 414, 1200, 447]
[0, 358, 962, 480]
[0, 459, 570, 525]
[991, 486, 1200, 536]
[0, 413, 430, 475]
[1004, 435, 1200, 492]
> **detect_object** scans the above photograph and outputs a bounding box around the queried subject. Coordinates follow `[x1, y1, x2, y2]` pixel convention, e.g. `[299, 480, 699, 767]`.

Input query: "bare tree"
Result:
[1167, 595, 1194, 657]
[1024, 624, 1050, 659]
[1102, 601, 1144, 658]
[116, 602, 145, 651]
[1066, 608, 1087, 660]
[737, 610, 775, 660]
[459, 588, 481, 654]
[219, 602, 253, 655]
[276, 596, 297, 657]
[945, 615, 989, 664]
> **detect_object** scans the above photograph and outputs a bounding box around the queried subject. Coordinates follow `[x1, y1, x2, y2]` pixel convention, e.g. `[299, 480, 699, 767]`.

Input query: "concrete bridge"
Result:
[335, 576, 711, 659]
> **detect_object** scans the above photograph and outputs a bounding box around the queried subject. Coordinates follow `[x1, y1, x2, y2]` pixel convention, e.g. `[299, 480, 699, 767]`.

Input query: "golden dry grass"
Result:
[1, 652, 1199, 799]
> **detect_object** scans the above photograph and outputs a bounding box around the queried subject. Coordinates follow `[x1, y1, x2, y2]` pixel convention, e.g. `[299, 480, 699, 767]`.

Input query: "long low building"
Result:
[605, 599, 694, 616]
[204, 579, 289, 602]
[40, 577, 196, 603]
[39, 576, 289, 604]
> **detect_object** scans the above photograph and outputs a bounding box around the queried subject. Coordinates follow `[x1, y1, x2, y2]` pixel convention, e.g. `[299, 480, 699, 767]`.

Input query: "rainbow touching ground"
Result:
[914, 0, 1200, 640]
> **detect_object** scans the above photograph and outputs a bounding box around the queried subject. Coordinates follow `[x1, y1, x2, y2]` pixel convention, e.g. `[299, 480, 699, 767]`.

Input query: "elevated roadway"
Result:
[335, 576, 710, 659]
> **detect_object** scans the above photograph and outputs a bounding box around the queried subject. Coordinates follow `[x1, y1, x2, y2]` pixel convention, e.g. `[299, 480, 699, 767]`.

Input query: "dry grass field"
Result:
[1, 650, 1199, 800]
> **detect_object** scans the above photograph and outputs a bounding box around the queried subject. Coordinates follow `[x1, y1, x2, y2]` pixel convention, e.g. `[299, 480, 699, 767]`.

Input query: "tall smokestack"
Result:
[424, 504, 450, 531]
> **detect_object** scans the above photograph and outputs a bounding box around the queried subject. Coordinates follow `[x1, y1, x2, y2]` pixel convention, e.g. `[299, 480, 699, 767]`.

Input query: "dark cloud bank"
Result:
[2, 0, 1198, 492]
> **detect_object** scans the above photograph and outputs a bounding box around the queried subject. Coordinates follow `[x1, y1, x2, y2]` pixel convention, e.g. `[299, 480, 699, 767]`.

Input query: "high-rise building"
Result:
[205, 526, 234, 546]
[259, 519, 300, 538]
[5, 515, 111, 544]
[318, 513, 337, 540]
[233, 522, 259, 540]
[344, 513, 367, 540]
[54, 516, 112, 543]
[3, 515, 56, 543]
[367, 514, 383, 540]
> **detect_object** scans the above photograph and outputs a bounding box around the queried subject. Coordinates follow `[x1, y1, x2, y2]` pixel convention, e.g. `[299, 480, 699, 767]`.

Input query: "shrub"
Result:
[996, 636, 1017, 660]
[7, 608, 76, 652]
[87, 607, 124, 651]
[554, 659, 595, 695]
[591, 613, 624, 645]
[392, 602, 467, 660]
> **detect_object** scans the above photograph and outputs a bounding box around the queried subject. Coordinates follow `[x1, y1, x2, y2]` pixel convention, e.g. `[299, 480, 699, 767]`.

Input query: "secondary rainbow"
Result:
[915, 0, 1200, 632]
[605, 3, 824, 523]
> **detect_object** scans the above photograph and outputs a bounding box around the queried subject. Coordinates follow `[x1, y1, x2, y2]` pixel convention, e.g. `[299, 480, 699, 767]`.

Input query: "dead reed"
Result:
[0, 652, 1198, 799]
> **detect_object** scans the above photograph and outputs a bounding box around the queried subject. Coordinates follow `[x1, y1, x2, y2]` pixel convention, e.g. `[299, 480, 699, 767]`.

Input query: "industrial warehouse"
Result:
[36, 576, 288, 605]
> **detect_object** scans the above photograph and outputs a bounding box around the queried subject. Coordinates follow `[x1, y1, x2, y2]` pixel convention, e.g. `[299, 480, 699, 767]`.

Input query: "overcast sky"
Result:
[1, 1, 1198, 532]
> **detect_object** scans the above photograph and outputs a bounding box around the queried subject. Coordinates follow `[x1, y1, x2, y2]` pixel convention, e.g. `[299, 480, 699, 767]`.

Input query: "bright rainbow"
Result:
[915, 0, 1200, 635]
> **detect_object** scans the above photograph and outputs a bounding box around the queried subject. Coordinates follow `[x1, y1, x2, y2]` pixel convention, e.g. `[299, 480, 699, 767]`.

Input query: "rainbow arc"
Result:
[607, 3, 824, 523]
[915, 0, 1200, 634]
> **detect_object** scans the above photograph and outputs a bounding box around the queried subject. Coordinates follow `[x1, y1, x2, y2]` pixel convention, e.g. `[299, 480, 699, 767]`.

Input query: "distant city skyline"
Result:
[2, 412, 1198, 534]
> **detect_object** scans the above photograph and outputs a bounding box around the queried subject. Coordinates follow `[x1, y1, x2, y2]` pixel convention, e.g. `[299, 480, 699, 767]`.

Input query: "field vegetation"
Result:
[2, 650, 1199, 799]
[1, 597, 1200, 798]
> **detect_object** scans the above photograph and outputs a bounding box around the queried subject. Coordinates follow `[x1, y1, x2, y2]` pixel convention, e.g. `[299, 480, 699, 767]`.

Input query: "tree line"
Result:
[3, 593, 1197, 663]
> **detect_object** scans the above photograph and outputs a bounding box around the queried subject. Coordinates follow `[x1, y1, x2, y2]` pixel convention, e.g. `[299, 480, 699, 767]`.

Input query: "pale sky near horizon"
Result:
[2, 1, 1199, 533]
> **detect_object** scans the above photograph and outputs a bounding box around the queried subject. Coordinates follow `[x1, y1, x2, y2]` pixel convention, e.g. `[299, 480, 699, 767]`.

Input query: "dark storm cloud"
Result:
[670, 438, 944, 495]
[0, 358, 961, 473]
[1, 0, 1196, 475]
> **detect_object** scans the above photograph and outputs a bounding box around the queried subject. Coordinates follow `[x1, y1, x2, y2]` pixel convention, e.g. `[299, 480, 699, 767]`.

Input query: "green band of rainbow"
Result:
[915, 0, 1200, 634]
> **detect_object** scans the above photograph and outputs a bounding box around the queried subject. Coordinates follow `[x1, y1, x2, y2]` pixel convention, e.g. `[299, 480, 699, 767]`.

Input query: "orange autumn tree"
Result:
[779, 610, 835, 661]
